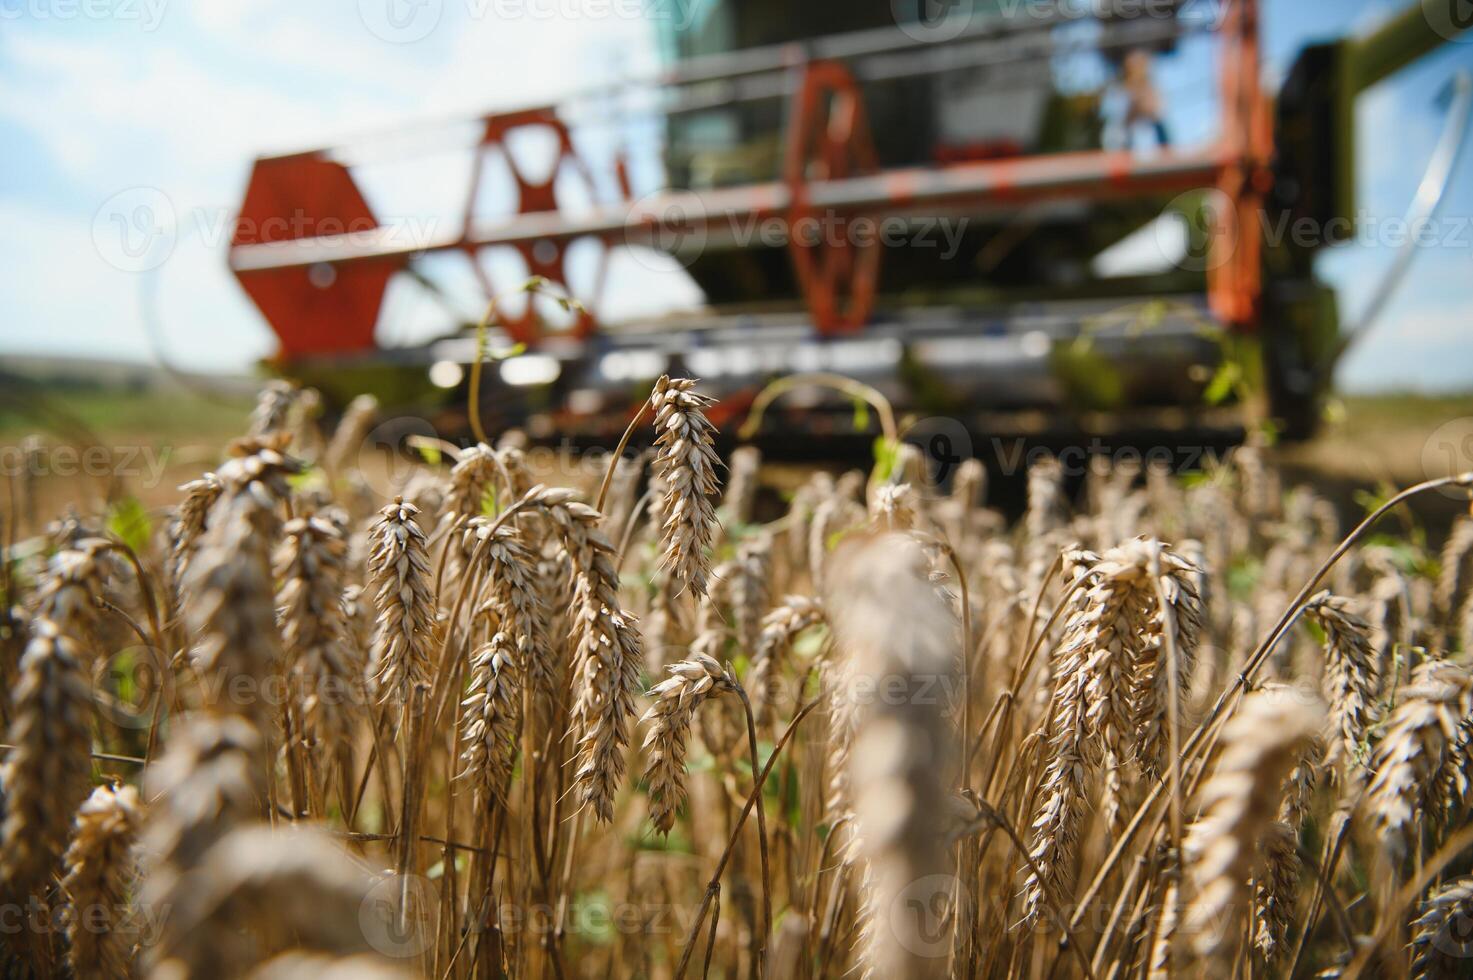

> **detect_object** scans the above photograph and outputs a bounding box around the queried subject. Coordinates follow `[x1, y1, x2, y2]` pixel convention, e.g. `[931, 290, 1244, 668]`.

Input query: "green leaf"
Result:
[851, 398, 870, 432]
[489, 342, 527, 361]
[871, 435, 899, 484]
[1202, 361, 1242, 406]
[416, 442, 442, 467]
[479, 484, 499, 517]
[106, 496, 152, 554]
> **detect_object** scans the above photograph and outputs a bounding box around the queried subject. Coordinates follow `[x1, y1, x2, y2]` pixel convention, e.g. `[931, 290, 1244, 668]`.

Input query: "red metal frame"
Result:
[229, 0, 1268, 357]
[461, 108, 603, 345]
[783, 61, 882, 334]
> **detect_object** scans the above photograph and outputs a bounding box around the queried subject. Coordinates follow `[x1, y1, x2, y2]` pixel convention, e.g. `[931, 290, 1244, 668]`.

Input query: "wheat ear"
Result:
[1364, 659, 1473, 863]
[1250, 820, 1300, 961]
[0, 620, 95, 904]
[150, 826, 381, 977]
[248, 379, 300, 439]
[1183, 688, 1322, 956]
[37, 536, 116, 650]
[460, 631, 522, 802]
[1303, 590, 1378, 771]
[60, 783, 143, 980]
[170, 473, 222, 599]
[649, 376, 721, 598]
[367, 497, 436, 714]
[747, 595, 826, 725]
[515, 486, 642, 822]
[828, 533, 958, 980]
[276, 516, 358, 746]
[323, 393, 379, 475]
[1410, 876, 1473, 979]
[640, 653, 736, 834]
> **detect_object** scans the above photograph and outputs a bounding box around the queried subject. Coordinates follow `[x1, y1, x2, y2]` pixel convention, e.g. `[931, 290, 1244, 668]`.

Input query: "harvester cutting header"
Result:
[227, 0, 1468, 448]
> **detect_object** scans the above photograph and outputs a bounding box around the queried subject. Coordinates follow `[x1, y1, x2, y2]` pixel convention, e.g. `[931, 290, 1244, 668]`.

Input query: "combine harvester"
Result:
[227, 0, 1468, 457]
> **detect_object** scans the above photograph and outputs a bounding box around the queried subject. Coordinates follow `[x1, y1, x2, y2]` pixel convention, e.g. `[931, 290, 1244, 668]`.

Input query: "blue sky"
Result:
[1, 0, 1470, 390]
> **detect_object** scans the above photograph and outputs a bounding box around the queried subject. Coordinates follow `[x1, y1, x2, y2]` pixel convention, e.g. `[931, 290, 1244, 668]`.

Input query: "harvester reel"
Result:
[784, 61, 881, 334]
[464, 108, 604, 344]
[231, 156, 401, 360]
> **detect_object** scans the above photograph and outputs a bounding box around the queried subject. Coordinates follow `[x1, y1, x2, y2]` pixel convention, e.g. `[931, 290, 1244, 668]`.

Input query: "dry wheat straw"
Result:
[649, 376, 721, 598]
[61, 783, 143, 979]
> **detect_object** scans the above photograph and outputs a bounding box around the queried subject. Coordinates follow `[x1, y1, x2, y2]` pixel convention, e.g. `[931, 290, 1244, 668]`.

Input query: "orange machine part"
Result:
[230, 155, 399, 359]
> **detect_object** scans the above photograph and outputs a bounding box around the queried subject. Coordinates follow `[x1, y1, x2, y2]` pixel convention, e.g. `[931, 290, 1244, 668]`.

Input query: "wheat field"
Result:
[2, 376, 1473, 979]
